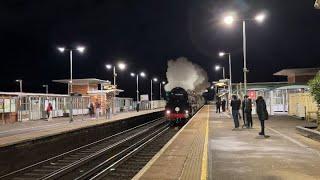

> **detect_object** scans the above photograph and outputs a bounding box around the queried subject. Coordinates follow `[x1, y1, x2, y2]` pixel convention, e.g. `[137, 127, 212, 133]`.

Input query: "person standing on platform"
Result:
[230, 95, 241, 129]
[95, 100, 101, 119]
[242, 95, 253, 128]
[221, 99, 226, 112]
[216, 98, 221, 113]
[136, 101, 140, 112]
[256, 96, 268, 136]
[89, 102, 95, 118]
[46, 102, 53, 121]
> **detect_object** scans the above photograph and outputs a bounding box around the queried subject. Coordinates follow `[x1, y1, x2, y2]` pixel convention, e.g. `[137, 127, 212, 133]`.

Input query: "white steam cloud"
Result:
[164, 57, 209, 94]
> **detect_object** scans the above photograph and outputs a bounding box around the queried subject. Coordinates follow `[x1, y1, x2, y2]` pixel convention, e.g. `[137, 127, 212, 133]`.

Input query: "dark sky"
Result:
[1, 0, 319, 99]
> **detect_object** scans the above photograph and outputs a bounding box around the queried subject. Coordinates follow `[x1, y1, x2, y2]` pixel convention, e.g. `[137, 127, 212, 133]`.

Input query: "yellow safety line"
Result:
[201, 106, 209, 180]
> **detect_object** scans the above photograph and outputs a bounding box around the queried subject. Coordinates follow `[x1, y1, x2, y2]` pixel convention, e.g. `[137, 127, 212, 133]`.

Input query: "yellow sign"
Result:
[103, 84, 116, 90]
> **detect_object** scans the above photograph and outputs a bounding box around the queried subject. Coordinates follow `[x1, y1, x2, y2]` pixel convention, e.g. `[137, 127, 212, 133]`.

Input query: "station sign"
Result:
[103, 84, 117, 90]
[140, 94, 149, 101]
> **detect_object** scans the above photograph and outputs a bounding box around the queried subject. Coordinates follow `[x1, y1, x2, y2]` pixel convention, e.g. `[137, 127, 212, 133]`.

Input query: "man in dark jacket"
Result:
[230, 95, 241, 129]
[216, 98, 221, 113]
[242, 95, 253, 128]
[221, 99, 226, 112]
[256, 96, 268, 136]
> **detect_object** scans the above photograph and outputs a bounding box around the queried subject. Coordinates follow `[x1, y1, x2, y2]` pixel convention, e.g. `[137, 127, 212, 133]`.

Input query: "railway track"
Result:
[95, 128, 178, 180]
[1, 117, 174, 180]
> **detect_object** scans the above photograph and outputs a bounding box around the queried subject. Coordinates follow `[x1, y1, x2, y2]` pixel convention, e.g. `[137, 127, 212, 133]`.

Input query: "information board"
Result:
[0, 99, 3, 113]
[140, 94, 149, 101]
[10, 99, 16, 112]
[4, 99, 10, 113]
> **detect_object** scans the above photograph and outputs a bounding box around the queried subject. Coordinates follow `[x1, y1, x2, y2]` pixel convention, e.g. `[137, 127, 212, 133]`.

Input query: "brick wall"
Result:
[295, 75, 315, 83]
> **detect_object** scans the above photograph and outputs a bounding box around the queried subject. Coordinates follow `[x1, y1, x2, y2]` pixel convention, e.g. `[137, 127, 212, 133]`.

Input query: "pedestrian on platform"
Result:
[95, 100, 101, 119]
[216, 98, 221, 113]
[106, 104, 112, 119]
[230, 95, 241, 129]
[46, 102, 53, 121]
[256, 96, 268, 136]
[221, 99, 226, 112]
[242, 95, 253, 128]
[136, 101, 140, 112]
[89, 102, 95, 118]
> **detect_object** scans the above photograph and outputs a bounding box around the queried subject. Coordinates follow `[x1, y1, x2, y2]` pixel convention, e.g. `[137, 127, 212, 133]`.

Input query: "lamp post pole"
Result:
[222, 67, 226, 80]
[228, 53, 232, 100]
[159, 82, 162, 99]
[150, 80, 153, 102]
[69, 50, 73, 94]
[113, 66, 117, 86]
[243, 20, 248, 95]
[136, 74, 139, 102]
[43, 85, 49, 94]
[16, 80, 23, 93]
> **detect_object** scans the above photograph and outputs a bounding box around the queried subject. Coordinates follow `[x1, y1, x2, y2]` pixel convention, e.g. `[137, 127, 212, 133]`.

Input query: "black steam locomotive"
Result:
[165, 87, 204, 124]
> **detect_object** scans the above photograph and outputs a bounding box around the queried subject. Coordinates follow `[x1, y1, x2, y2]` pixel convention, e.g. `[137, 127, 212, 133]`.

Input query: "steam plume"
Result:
[164, 57, 209, 94]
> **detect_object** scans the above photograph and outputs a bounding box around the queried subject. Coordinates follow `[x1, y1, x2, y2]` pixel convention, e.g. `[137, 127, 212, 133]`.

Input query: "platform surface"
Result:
[0, 108, 164, 148]
[136, 105, 320, 180]
[209, 109, 320, 180]
[134, 105, 209, 180]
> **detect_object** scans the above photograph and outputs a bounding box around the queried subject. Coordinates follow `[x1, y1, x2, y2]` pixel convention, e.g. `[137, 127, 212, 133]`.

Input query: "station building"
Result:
[230, 68, 319, 116]
[0, 92, 90, 124]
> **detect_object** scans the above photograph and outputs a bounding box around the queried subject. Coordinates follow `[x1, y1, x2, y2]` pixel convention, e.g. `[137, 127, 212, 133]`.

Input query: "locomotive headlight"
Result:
[175, 107, 180, 112]
[166, 110, 171, 114]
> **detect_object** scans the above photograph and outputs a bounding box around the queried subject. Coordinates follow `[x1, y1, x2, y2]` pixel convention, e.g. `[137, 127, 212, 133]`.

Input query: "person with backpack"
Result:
[256, 96, 268, 136]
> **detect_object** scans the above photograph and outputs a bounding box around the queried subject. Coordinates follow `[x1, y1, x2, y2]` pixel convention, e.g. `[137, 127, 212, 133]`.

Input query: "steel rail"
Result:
[0, 117, 164, 179]
[75, 124, 170, 180]
[40, 120, 167, 180]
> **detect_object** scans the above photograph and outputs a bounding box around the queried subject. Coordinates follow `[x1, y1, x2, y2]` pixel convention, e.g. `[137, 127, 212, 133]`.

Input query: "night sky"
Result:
[1, 0, 320, 99]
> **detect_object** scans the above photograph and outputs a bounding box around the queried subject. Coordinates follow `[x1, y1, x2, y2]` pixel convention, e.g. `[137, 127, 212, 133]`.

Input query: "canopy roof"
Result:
[275, 85, 309, 90]
[273, 68, 320, 76]
[53, 78, 110, 85]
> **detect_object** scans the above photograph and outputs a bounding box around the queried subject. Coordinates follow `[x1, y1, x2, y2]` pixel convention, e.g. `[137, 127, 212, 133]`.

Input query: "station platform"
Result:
[135, 105, 320, 180]
[134, 105, 210, 180]
[0, 108, 164, 148]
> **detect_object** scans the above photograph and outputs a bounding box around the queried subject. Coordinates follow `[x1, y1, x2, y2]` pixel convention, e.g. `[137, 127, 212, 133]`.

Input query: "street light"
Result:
[57, 45, 86, 94]
[105, 62, 127, 86]
[57, 45, 85, 122]
[150, 77, 159, 109]
[131, 72, 146, 102]
[215, 65, 225, 79]
[160, 81, 166, 99]
[42, 84, 49, 94]
[222, 12, 266, 95]
[223, 15, 234, 25]
[15, 80, 22, 93]
[219, 51, 233, 102]
[140, 72, 146, 77]
[150, 78, 158, 102]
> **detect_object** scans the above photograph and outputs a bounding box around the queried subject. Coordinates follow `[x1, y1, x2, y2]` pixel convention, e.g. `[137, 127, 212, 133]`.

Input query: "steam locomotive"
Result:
[165, 87, 204, 124]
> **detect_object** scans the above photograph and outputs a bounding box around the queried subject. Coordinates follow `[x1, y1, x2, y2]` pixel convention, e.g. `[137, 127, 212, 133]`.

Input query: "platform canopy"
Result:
[53, 78, 111, 85]
[275, 85, 309, 90]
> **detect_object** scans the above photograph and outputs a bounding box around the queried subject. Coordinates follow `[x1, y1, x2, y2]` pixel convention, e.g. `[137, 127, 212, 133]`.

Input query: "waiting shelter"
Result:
[53, 78, 134, 116]
[0, 92, 90, 124]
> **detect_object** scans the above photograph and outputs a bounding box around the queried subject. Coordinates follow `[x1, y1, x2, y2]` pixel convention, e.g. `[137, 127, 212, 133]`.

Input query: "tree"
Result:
[308, 72, 320, 130]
